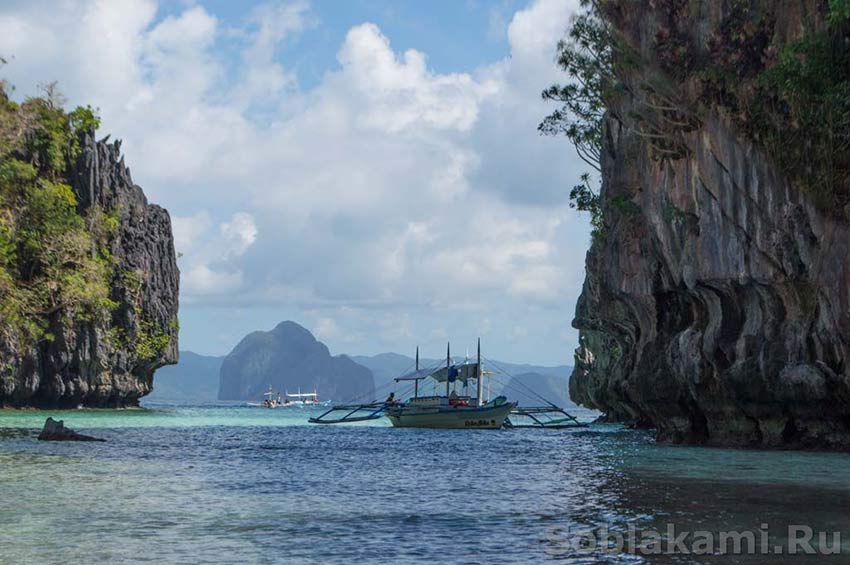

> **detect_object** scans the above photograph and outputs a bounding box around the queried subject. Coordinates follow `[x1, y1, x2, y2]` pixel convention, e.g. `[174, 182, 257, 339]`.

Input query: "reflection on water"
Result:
[1, 405, 849, 563]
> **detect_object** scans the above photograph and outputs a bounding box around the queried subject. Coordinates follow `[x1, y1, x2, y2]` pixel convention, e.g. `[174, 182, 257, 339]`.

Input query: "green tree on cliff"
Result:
[0, 77, 114, 344]
[539, 0, 617, 237]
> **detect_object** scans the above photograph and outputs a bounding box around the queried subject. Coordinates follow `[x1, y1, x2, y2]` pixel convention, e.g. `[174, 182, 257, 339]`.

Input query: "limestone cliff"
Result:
[0, 132, 179, 407]
[569, 0, 850, 448]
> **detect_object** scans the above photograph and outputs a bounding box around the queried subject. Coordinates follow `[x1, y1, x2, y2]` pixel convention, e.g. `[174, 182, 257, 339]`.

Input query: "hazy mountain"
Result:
[218, 321, 375, 402]
[349, 352, 421, 387]
[499, 372, 574, 407]
[149, 342, 572, 406]
[145, 352, 223, 403]
[351, 352, 573, 406]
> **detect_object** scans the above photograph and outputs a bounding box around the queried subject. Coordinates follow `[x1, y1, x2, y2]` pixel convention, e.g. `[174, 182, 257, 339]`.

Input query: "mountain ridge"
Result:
[217, 321, 375, 402]
[147, 341, 573, 406]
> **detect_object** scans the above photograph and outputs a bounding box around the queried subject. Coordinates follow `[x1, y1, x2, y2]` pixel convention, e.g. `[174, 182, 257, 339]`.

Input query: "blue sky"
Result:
[0, 0, 588, 365]
[167, 0, 528, 83]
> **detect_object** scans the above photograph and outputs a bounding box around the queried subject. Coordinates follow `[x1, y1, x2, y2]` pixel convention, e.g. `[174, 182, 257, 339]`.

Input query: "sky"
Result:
[0, 0, 589, 365]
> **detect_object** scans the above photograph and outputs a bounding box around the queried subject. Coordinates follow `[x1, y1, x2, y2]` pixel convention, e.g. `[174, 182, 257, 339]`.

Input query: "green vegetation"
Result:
[544, 0, 850, 225]
[0, 78, 114, 344]
[134, 319, 174, 362]
[539, 1, 659, 239]
[753, 5, 849, 210]
[539, 0, 615, 239]
[700, 0, 850, 212]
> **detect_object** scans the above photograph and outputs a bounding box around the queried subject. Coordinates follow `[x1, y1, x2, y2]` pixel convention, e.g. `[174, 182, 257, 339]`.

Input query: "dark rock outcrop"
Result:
[0, 133, 179, 408]
[218, 321, 375, 402]
[570, 1, 850, 448]
[37, 417, 105, 442]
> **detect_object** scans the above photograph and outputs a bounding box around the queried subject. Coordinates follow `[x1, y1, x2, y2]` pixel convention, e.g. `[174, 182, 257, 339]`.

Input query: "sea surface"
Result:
[2, 403, 850, 564]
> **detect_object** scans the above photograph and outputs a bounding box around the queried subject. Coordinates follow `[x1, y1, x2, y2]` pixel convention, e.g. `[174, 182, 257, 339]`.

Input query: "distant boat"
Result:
[310, 340, 582, 429]
[247, 385, 283, 408]
[282, 389, 323, 407]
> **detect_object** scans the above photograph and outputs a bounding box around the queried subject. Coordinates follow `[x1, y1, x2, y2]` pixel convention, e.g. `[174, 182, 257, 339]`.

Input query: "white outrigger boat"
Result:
[247, 386, 325, 408]
[310, 340, 586, 430]
[283, 389, 322, 406]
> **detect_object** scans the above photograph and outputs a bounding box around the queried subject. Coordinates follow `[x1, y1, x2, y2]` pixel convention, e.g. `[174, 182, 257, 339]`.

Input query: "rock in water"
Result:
[0, 132, 179, 408]
[37, 418, 105, 442]
[569, 2, 850, 449]
[218, 321, 375, 402]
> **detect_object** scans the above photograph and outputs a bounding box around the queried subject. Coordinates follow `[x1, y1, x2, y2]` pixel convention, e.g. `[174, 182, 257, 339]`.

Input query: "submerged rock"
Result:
[37, 418, 105, 442]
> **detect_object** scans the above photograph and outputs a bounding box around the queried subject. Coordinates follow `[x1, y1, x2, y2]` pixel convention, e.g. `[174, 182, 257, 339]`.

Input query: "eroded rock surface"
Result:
[0, 134, 179, 408]
[570, 1, 850, 448]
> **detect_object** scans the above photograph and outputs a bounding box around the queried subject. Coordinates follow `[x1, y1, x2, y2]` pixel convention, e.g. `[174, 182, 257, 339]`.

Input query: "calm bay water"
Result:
[2, 404, 850, 564]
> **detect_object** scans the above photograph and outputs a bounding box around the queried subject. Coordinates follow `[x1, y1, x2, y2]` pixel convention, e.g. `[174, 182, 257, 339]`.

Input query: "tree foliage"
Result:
[0, 79, 114, 344]
[134, 319, 177, 362]
[538, 0, 616, 173]
[544, 0, 850, 225]
[659, 0, 850, 212]
[539, 0, 618, 237]
[749, 2, 850, 211]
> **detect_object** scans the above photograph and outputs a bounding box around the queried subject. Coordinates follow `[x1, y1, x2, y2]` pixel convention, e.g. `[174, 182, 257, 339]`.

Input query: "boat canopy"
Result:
[286, 392, 318, 398]
[394, 368, 434, 382]
[396, 363, 480, 383]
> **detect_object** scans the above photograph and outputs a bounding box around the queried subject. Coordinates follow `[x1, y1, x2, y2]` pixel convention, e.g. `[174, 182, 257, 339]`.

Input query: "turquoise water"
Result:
[0, 402, 391, 429]
[2, 404, 850, 563]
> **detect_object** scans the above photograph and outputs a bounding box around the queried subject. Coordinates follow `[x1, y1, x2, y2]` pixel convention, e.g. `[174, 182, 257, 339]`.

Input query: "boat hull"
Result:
[386, 403, 516, 429]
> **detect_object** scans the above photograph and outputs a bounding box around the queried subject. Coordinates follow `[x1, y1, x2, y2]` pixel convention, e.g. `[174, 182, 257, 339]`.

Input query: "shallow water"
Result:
[2, 404, 850, 564]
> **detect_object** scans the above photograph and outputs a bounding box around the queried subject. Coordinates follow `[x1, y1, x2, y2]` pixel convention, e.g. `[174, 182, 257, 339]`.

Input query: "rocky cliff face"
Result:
[219, 321, 375, 402]
[0, 133, 179, 407]
[570, 1, 850, 448]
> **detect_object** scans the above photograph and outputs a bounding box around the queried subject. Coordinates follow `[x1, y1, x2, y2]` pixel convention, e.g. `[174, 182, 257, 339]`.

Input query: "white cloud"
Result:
[0, 0, 589, 363]
[220, 212, 259, 258]
[172, 211, 213, 255]
[234, 0, 312, 108]
[337, 23, 496, 133]
[173, 212, 259, 299]
[183, 264, 244, 296]
[313, 317, 339, 340]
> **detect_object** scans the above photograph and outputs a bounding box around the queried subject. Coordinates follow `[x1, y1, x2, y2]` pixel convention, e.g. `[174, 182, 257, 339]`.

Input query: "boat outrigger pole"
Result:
[446, 342, 451, 399]
[476, 338, 483, 407]
[308, 339, 588, 429]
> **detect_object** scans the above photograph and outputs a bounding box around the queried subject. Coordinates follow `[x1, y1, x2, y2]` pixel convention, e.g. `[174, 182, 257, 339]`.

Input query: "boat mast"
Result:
[414, 346, 419, 399]
[446, 342, 451, 399]
[476, 338, 483, 407]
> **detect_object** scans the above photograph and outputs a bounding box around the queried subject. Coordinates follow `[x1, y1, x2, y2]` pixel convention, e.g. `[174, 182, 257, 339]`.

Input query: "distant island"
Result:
[146, 321, 573, 406]
[218, 321, 375, 403]
[144, 352, 222, 403]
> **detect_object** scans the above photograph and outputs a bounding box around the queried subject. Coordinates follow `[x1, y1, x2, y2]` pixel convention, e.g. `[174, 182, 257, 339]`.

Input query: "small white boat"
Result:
[247, 385, 283, 408]
[282, 389, 322, 407]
